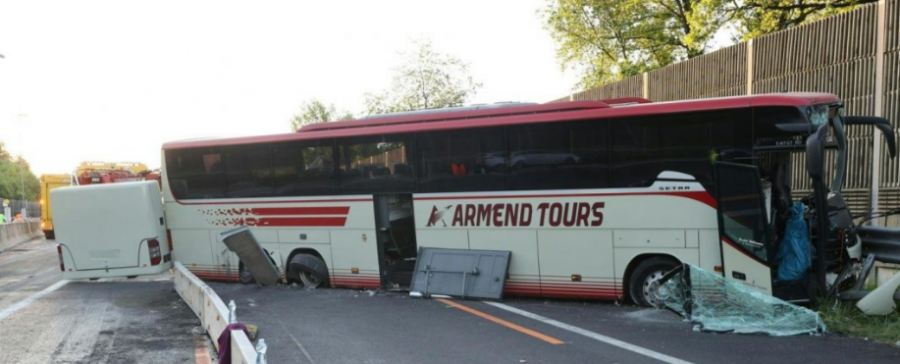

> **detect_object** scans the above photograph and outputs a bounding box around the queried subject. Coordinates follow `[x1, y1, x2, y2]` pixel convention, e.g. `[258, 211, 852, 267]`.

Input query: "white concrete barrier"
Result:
[231, 331, 258, 364]
[0, 221, 44, 253]
[174, 262, 260, 363]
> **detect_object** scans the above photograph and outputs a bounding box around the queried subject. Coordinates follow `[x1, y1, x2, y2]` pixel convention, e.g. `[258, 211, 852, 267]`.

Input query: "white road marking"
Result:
[484, 301, 695, 364]
[0, 280, 69, 322]
[287, 331, 317, 364]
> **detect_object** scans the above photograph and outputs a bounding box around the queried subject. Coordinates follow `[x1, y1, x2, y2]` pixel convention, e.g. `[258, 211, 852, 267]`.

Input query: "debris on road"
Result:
[221, 227, 279, 286]
[657, 264, 826, 336]
[409, 247, 510, 300]
[856, 270, 900, 315]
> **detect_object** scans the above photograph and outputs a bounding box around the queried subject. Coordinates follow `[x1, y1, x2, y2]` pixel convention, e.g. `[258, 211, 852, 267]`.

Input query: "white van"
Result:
[52, 181, 172, 279]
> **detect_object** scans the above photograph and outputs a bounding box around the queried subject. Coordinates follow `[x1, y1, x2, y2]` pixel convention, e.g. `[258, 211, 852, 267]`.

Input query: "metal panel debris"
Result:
[410, 248, 510, 300]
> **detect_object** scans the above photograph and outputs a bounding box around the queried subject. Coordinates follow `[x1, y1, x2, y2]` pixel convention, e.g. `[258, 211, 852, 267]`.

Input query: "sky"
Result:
[0, 1, 579, 176]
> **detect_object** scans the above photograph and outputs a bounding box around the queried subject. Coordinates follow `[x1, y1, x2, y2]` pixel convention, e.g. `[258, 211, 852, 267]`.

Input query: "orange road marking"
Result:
[194, 332, 212, 364]
[435, 298, 564, 345]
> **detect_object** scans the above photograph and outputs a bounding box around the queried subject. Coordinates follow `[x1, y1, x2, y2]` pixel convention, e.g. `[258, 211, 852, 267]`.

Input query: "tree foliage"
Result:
[0, 142, 40, 201]
[289, 99, 354, 131]
[544, 0, 727, 89]
[364, 40, 482, 115]
[728, 0, 874, 40]
[544, 0, 874, 88]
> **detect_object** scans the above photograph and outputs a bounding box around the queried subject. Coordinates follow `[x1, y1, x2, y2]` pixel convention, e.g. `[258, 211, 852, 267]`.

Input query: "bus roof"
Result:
[162, 93, 839, 151]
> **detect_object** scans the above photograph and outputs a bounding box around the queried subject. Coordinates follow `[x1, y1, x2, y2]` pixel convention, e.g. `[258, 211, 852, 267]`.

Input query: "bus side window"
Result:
[338, 136, 414, 194]
[610, 110, 751, 190]
[165, 148, 226, 199]
[272, 141, 337, 196]
[508, 121, 608, 191]
[223, 145, 273, 198]
[416, 128, 505, 193]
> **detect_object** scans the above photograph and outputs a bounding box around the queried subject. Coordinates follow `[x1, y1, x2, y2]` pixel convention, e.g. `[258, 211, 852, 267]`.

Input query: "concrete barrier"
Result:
[174, 261, 261, 363]
[0, 221, 44, 253]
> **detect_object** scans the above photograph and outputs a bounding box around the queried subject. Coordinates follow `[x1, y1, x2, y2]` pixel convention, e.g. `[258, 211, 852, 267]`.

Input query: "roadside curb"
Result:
[174, 262, 260, 364]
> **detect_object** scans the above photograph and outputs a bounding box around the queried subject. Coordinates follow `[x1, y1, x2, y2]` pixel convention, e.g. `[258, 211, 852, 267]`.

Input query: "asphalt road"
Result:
[0, 238, 199, 364]
[210, 282, 900, 364]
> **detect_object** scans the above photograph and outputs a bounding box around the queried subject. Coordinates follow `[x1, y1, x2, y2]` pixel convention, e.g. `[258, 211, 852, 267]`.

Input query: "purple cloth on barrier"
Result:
[217, 323, 249, 364]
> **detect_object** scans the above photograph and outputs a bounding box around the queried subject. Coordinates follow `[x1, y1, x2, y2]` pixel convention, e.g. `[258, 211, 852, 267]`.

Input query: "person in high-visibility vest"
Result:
[0, 212, 5, 224]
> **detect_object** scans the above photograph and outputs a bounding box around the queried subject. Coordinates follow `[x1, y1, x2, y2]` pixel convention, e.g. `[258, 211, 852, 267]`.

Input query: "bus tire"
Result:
[239, 262, 255, 284]
[628, 257, 678, 307]
[289, 254, 329, 288]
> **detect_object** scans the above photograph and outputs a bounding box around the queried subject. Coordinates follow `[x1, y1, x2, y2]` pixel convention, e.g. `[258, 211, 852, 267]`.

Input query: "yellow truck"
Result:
[40, 174, 72, 239]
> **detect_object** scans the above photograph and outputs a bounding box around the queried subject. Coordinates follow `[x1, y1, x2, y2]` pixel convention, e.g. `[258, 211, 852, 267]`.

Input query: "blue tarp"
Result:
[775, 201, 811, 282]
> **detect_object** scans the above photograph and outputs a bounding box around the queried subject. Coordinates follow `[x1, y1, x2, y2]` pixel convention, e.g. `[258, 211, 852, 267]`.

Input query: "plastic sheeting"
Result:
[775, 201, 812, 281]
[657, 264, 826, 336]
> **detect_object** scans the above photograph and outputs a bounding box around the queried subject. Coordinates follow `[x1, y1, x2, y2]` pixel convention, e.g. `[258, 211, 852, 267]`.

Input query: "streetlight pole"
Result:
[16, 114, 27, 220]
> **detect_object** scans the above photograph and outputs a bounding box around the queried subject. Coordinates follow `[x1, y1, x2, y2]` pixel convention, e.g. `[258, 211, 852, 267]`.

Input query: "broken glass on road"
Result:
[657, 264, 826, 336]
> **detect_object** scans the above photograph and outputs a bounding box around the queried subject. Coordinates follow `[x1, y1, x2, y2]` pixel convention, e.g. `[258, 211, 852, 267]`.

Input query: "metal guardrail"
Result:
[173, 262, 265, 364]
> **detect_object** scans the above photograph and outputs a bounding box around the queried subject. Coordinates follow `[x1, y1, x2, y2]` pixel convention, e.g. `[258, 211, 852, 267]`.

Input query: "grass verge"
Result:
[816, 299, 900, 346]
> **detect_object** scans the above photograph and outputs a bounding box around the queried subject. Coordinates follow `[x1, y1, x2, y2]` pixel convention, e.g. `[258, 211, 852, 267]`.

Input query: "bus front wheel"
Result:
[289, 254, 329, 288]
[628, 257, 678, 307]
[239, 262, 255, 284]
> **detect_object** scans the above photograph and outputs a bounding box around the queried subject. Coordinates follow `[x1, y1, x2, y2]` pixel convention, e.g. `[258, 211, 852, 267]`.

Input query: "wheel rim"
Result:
[299, 271, 322, 288]
[642, 270, 666, 307]
[240, 266, 252, 283]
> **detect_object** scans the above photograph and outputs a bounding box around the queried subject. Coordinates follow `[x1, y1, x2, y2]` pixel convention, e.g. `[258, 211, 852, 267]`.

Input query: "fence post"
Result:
[746, 39, 754, 95]
[642, 72, 649, 99]
[871, 0, 887, 225]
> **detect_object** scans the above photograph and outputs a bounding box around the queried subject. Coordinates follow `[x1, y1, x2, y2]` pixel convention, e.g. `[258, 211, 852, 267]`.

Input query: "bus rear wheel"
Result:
[289, 254, 329, 288]
[628, 257, 678, 307]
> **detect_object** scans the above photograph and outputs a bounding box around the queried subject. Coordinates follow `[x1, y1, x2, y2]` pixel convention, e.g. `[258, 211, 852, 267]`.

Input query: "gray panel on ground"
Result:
[221, 227, 279, 286]
[411, 247, 510, 300]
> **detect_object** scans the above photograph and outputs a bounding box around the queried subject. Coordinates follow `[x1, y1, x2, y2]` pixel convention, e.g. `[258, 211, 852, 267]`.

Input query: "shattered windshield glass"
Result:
[657, 264, 826, 336]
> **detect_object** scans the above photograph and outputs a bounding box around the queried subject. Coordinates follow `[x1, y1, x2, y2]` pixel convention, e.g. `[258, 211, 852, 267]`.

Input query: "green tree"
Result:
[289, 99, 354, 131]
[728, 0, 874, 40]
[364, 40, 482, 115]
[0, 142, 40, 201]
[544, 0, 872, 88]
[544, 0, 726, 89]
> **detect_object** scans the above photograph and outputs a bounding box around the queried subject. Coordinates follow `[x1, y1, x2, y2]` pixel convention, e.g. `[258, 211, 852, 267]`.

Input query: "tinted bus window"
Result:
[272, 141, 337, 196]
[166, 148, 226, 199]
[223, 145, 273, 198]
[611, 110, 752, 189]
[338, 135, 414, 193]
[508, 121, 609, 190]
[417, 128, 506, 193]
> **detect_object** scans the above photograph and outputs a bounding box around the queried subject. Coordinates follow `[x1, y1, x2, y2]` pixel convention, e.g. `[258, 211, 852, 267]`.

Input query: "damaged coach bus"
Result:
[160, 93, 897, 306]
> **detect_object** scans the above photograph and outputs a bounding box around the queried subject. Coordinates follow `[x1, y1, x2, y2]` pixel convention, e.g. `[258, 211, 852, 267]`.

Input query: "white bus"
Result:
[160, 94, 896, 306]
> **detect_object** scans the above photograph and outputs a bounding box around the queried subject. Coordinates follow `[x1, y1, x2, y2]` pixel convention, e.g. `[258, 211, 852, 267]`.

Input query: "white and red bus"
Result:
[160, 93, 896, 306]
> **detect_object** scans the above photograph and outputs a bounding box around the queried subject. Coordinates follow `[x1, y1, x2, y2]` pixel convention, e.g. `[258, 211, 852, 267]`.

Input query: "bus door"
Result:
[713, 162, 774, 295]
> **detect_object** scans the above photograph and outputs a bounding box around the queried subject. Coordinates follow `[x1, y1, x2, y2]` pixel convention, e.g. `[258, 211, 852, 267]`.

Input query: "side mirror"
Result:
[844, 116, 897, 158]
[805, 125, 828, 180]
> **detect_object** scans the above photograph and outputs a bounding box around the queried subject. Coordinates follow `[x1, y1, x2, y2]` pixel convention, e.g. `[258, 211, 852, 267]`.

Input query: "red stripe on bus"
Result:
[251, 206, 350, 216]
[174, 197, 372, 206]
[232, 217, 347, 227]
[414, 191, 716, 208]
